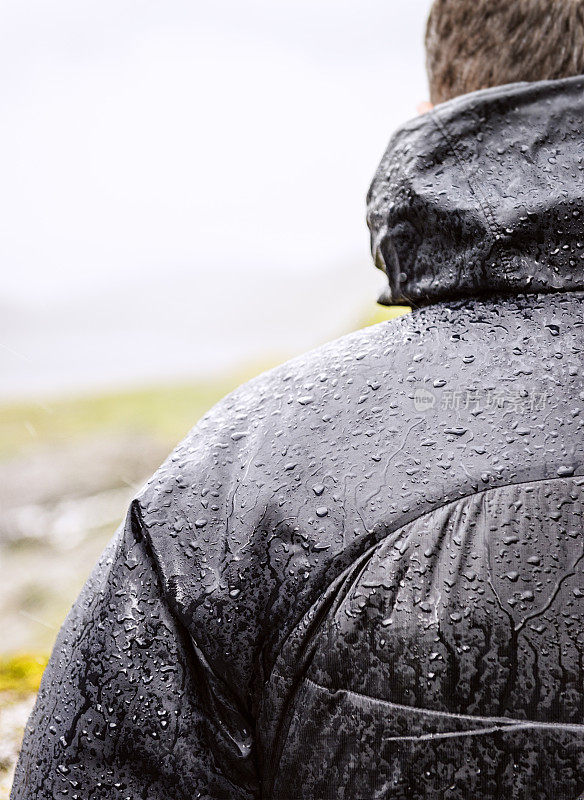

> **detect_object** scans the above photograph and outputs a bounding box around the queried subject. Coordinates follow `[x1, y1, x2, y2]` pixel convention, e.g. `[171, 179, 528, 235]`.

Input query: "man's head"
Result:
[426, 0, 584, 105]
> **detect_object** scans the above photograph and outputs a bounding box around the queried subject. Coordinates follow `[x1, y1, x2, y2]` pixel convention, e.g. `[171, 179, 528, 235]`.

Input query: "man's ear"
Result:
[417, 101, 434, 115]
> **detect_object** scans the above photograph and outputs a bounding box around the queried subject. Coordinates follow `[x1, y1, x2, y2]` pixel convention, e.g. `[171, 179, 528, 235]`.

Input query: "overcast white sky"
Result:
[1, 0, 432, 398]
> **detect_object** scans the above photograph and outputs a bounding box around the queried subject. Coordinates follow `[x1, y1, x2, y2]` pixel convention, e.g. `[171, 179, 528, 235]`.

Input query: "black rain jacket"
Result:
[12, 75, 584, 800]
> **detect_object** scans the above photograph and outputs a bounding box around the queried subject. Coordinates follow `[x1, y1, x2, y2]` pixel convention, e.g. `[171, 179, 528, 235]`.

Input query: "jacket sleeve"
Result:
[11, 500, 259, 800]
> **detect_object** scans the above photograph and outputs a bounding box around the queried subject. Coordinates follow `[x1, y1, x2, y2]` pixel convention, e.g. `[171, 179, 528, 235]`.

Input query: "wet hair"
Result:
[426, 0, 584, 104]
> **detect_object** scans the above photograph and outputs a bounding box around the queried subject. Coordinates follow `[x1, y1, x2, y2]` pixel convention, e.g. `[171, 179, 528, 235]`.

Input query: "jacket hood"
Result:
[367, 74, 584, 306]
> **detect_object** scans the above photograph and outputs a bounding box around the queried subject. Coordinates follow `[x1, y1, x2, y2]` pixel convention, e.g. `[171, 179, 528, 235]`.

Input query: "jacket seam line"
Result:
[271, 472, 584, 679]
[381, 471, 584, 540]
[408, 284, 584, 308]
[303, 677, 584, 732]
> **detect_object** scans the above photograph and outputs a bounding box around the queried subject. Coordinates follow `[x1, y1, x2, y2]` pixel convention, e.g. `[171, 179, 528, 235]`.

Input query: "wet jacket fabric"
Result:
[12, 75, 584, 800]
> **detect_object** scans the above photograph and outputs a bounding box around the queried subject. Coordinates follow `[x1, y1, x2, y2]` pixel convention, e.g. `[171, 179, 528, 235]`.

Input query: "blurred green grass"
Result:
[0, 375, 245, 461]
[0, 655, 48, 696]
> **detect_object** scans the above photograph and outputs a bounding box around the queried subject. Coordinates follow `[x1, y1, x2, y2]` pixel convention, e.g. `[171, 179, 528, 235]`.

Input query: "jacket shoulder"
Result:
[137, 313, 415, 504]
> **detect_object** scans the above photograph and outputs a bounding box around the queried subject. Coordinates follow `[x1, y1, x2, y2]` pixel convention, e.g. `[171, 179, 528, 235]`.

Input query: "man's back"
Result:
[12, 69, 584, 800]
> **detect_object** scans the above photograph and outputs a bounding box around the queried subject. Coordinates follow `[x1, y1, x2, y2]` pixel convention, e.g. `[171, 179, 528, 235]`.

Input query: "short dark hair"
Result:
[426, 0, 584, 104]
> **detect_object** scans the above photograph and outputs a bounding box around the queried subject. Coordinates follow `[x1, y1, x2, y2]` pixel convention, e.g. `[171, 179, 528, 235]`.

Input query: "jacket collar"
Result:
[367, 74, 584, 306]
